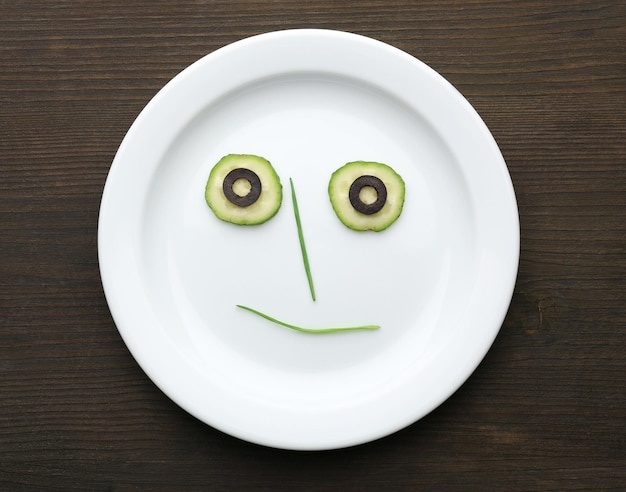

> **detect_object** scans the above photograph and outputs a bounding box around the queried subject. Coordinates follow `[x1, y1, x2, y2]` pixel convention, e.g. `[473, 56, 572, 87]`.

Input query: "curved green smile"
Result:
[237, 304, 380, 334]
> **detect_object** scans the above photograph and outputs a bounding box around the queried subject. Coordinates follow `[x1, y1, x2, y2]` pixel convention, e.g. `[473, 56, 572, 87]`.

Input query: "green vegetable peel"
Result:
[237, 305, 380, 334]
[290, 178, 316, 301]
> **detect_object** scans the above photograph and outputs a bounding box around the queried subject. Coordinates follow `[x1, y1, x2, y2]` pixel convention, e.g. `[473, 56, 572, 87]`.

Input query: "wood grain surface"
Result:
[1, 1, 624, 490]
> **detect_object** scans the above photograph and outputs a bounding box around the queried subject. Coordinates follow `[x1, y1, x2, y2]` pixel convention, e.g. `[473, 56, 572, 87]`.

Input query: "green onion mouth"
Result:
[237, 304, 380, 334]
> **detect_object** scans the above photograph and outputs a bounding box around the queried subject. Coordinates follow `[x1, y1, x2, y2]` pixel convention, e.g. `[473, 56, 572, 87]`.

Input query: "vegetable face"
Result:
[204, 155, 403, 334]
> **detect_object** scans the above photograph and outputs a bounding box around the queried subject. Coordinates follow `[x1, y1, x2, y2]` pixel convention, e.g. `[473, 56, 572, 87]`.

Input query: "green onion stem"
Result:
[289, 178, 316, 301]
[237, 305, 380, 333]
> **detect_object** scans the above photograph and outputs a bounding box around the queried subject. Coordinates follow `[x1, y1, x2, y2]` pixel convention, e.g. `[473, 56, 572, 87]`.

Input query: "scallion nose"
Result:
[289, 178, 316, 301]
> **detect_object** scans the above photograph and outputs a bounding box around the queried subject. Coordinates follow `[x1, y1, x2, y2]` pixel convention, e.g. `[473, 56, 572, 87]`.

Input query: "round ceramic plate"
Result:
[98, 29, 519, 450]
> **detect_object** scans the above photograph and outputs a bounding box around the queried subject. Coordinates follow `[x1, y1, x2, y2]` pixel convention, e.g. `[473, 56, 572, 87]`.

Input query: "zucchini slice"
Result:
[205, 154, 282, 225]
[328, 161, 405, 231]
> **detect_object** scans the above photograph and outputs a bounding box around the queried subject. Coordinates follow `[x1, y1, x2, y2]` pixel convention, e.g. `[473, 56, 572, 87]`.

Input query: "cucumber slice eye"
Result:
[205, 154, 282, 225]
[328, 161, 405, 231]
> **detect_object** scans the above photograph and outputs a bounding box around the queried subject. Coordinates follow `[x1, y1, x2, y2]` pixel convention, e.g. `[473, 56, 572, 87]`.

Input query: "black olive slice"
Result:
[222, 168, 262, 207]
[348, 175, 387, 215]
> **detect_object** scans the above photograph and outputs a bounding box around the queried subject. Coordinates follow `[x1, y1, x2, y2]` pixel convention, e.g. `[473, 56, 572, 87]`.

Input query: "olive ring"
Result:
[223, 167, 262, 207]
[348, 175, 387, 215]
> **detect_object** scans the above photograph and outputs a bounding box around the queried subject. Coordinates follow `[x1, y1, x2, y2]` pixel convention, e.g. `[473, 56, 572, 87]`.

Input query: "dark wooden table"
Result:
[2, 1, 624, 490]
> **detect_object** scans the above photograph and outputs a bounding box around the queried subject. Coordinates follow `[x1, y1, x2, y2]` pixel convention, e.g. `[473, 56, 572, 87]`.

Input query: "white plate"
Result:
[98, 29, 519, 450]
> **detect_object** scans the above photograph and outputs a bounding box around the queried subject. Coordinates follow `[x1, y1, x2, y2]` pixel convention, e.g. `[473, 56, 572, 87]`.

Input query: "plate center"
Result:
[140, 73, 475, 390]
